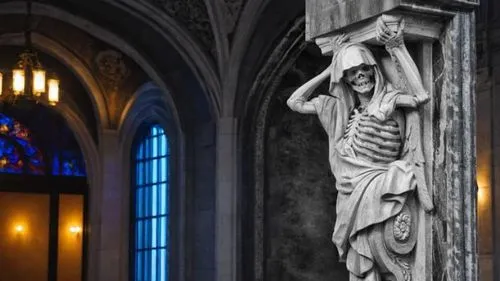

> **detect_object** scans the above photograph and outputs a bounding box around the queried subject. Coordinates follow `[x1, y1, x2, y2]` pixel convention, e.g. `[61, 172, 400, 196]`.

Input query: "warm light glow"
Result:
[48, 79, 59, 105]
[12, 69, 25, 94]
[0, 72, 3, 96]
[14, 224, 25, 233]
[477, 174, 490, 208]
[478, 185, 485, 204]
[69, 226, 81, 234]
[32, 69, 46, 95]
[0, 157, 7, 168]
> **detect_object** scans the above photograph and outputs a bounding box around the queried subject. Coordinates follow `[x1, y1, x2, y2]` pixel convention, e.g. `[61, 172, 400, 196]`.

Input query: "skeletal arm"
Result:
[387, 43, 429, 105]
[286, 65, 330, 114]
[376, 16, 430, 107]
[377, 16, 434, 211]
[395, 95, 418, 108]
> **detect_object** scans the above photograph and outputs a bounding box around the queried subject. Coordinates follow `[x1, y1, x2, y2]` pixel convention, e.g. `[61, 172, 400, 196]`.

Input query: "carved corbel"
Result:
[314, 14, 444, 56]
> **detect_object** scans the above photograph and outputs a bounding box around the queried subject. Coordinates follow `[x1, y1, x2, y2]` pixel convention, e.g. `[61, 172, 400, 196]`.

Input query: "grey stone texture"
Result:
[293, 2, 478, 281]
[306, 0, 478, 40]
[264, 48, 349, 281]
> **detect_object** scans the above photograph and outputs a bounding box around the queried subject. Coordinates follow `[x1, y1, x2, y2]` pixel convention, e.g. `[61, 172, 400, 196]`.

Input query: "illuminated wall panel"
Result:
[57, 194, 84, 281]
[0, 192, 50, 281]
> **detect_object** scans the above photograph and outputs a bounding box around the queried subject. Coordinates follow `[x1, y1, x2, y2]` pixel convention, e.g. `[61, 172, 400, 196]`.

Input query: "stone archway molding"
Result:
[21, 99, 102, 281]
[0, 31, 106, 281]
[0, 32, 110, 129]
[103, 0, 222, 115]
[0, 1, 212, 123]
[118, 81, 186, 281]
[240, 16, 307, 281]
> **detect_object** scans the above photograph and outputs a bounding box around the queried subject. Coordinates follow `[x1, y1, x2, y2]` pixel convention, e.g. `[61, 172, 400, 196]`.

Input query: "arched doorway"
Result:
[0, 104, 88, 281]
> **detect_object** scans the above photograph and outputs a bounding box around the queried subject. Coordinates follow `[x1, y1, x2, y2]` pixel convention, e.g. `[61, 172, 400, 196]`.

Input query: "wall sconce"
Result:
[15, 224, 24, 233]
[477, 176, 489, 208]
[14, 224, 25, 237]
[477, 185, 485, 204]
[69, 226, 82, 235]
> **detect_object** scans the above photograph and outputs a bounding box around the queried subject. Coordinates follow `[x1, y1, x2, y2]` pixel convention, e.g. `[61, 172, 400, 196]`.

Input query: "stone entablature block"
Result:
[306, 0, 478, 42]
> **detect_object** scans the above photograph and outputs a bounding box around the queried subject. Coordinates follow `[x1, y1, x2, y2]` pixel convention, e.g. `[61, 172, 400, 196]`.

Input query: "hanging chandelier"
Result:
[0, 0, 60, 106]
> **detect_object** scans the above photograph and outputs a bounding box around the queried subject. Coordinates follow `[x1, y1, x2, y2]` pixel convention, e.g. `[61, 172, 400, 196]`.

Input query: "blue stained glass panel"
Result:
[0, 114, 44, 174]
[133, 124, 169, 281]
[160, 249, 166, 281]
[0, 113, 85, 177]
[0, 138, 22, 173]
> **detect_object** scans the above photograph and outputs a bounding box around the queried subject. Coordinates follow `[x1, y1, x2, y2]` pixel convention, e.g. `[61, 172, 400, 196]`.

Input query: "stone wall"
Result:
[261, 45, 349, 281]
[476, 2, 500, 278]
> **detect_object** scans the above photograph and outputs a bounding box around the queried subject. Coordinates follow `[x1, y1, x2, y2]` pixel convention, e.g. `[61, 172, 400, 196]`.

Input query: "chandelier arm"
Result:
[1, 0, 60, 105]
[25, 0, 32, 50]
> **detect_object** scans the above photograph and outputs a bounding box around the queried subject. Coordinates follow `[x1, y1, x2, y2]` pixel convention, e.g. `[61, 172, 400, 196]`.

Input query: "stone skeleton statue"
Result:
[287, 17, 433, 281]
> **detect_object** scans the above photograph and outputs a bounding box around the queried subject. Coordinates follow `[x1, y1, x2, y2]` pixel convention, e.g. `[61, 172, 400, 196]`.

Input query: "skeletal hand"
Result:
[376, 16, 405, 49]
[331, 34, 350, 54]
[414, 94, 430, 105]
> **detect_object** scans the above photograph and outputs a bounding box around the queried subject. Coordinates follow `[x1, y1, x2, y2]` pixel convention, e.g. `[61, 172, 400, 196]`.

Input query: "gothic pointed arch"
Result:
[119, 83, 185, 281]
[0, 1, 220, 122]
[240, 16, 349, 281]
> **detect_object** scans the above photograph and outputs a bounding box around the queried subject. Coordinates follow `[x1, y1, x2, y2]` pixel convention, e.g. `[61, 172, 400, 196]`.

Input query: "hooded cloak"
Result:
[310, 43, 416, 280]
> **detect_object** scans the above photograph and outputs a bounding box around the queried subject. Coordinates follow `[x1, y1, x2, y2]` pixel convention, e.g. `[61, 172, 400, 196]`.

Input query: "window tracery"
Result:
[132, 124, 170, 281]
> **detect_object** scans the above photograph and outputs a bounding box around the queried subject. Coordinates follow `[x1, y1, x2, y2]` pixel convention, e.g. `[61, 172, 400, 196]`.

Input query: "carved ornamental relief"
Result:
[94, 49, 131, 127]
[287, 15, 432, 281]
[94, 49, 130, 92]
[149, 0, 215, 55]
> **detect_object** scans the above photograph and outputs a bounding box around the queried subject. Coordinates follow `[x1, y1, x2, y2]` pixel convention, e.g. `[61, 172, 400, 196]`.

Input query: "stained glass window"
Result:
[0, 113, 44, 174]
[132, 124, 169, 281]
[51, 152, 86, 177]
[0, 113, 85, 176]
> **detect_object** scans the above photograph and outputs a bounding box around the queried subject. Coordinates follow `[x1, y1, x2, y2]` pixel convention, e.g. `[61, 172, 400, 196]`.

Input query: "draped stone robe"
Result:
[312, 82, 416, 280]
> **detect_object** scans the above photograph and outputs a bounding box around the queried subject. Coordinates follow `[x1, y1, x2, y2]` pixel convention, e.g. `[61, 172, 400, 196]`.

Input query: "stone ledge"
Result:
[306, 0, 478, 41]
[314, 12, 444, 55]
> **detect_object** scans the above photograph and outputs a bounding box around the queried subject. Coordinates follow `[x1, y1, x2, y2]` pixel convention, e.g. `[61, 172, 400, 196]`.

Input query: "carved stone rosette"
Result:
[150, 0, 215, 55]
[301, 1, 478, 281]
[94, 49, 130, 93]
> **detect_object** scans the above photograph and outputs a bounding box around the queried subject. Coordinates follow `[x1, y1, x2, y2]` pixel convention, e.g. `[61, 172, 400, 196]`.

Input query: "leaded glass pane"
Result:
[133, 124, 169, 281]
[0, 113, 85, 176]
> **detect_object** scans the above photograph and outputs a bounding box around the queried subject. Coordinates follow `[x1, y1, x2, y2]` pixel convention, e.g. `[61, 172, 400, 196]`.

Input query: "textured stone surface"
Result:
[306, 0, 478, 40]
[224, 0, 246, 35]
[150, 0, 215, 56]
[264, 51, 349, 281]
[431, 11, 477, 281]
[302, 3, 477, 281]
[265, 95, 349, 281]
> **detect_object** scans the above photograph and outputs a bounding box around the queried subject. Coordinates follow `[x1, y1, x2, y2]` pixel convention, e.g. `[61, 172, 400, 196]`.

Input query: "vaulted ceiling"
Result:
[0, 0, 307, 133]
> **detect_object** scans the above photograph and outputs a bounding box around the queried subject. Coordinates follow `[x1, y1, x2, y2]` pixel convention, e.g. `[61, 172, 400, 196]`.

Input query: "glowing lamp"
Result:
[15, 224, 25, 233]
[0, 157, 7, 168]
[0, 1, 61, 105]
[12, 69, 25, 94]
[32, 69, 46, 96]
[48, 79, 59, 105]
[69, 226, 82, 234]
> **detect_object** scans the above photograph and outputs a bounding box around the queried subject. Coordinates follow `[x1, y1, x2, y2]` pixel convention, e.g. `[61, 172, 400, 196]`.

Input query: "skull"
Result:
[345, 64, 375, 95]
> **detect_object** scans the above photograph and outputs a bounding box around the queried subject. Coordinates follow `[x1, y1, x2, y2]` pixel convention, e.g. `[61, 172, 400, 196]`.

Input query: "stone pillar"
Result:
[97, 130, 125, 281]
[305, 1, 478, 280]
[190, 120, 216, 281]
[475, 4, 494, 278]
[216, 117, 239, 281]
